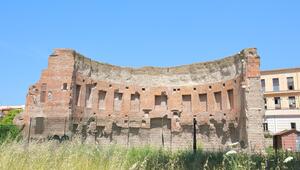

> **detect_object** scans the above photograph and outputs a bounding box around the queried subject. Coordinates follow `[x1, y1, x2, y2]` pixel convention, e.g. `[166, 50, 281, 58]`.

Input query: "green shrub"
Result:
[0, 109, 22, 142]
[0, 125, 20, 142]
[0, 109, 22, 125]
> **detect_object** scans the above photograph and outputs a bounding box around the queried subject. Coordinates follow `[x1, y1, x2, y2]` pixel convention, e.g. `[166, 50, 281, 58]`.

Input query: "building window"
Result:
[98, 90, 106, 110]
[62, 83, 68, 90]
[113, 91, 123, 111]
[291, 122, 296, 130]
[75, 85, 81, 106]
[274, 97, 281, 109]
[48, 91, 53, 100]
[264, 98, 267, 109]
[263, 123, 268, 132]
[130, 92, 140, 112]
[289, 96, 296, 109]
[199, 93, 208, 112]
[40, 83, 47, 103]
[261, 79, 265, 92]
[227, 89, 234, 110]
[214, 91, 222, 111]
[272, 78, 279, 92]
[155, 93, 168, 110]
[182, 95, 192, 112]
[85, 85, 94, 108]
[287, 77, 294, 90]
[40, 91, 46, 103]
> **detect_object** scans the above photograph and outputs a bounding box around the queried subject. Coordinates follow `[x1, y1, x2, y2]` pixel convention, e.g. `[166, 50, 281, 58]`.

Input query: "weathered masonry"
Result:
[18, 48, 265, 151]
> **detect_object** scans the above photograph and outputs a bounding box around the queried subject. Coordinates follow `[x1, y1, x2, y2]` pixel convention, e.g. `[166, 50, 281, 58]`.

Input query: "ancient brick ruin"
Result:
[18, 48, 265, 151]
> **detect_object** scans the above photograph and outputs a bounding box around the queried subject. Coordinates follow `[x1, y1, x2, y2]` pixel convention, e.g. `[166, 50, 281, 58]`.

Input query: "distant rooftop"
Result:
[261, 67, 300, 75]
[0, 105, 25, 111]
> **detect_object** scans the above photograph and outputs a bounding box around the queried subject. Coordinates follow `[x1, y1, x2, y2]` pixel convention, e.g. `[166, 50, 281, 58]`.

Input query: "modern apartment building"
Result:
[261, 68, 300, 134]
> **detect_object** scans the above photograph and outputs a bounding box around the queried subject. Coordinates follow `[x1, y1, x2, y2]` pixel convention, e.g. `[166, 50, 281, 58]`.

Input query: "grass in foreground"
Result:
[0, 141, 300, 170]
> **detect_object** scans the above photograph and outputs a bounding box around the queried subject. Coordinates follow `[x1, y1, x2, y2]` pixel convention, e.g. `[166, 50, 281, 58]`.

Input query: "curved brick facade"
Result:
[19, 48, 265, 152]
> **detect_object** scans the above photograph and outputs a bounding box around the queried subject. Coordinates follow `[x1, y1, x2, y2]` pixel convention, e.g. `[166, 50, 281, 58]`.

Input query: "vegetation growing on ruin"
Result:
[0, 110, 299, 169]
[0, 109, 21, 143]
[0, 141, 299, 170]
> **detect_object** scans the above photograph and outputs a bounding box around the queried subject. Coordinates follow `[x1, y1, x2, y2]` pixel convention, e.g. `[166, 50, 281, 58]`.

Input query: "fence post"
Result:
[162, 117, 164, 148]
[64, 117, 67, 136]
[95, 115, 97, 144]
[170, 117, 172, 152]
[127, 116, 130, 148]
[193, 117, 197, 154]
[27, 117, 32, 144]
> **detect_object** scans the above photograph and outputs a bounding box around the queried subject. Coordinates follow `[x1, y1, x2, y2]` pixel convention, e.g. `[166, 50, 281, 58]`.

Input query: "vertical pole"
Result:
[170, 115, 172, 152]
[193, 117, 197, 154]
[95, 115, 97, 144]
[162, 117, 164, 148]
[127, 116, 130, 148]
[27, 117, 32, 144]
[64, 117, 67, 136]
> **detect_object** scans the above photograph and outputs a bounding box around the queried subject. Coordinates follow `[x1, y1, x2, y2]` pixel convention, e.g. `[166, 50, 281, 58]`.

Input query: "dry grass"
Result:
[0, 140, 299, 170]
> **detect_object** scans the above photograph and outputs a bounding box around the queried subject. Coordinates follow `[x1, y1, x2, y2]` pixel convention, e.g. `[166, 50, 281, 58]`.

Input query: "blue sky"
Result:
[0, 1, 299, 105]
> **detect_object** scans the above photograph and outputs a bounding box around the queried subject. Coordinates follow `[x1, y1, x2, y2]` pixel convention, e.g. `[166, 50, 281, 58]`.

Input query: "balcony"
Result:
[265, 108, 300, 116]
[264, 89, 300, 96]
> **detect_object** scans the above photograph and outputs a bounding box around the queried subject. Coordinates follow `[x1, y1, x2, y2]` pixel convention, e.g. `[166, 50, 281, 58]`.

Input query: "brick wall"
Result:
[20, 48, 265, 152]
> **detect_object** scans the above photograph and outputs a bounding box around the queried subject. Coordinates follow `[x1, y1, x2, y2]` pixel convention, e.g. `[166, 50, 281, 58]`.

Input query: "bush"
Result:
[0, 109, 22, 143]
[0, 125, 20, 142]
[0, 109, 22, 125]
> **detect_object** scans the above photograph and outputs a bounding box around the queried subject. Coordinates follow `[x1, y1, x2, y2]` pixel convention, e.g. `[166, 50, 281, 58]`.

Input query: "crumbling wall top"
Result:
[71, 48, 256, 87]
